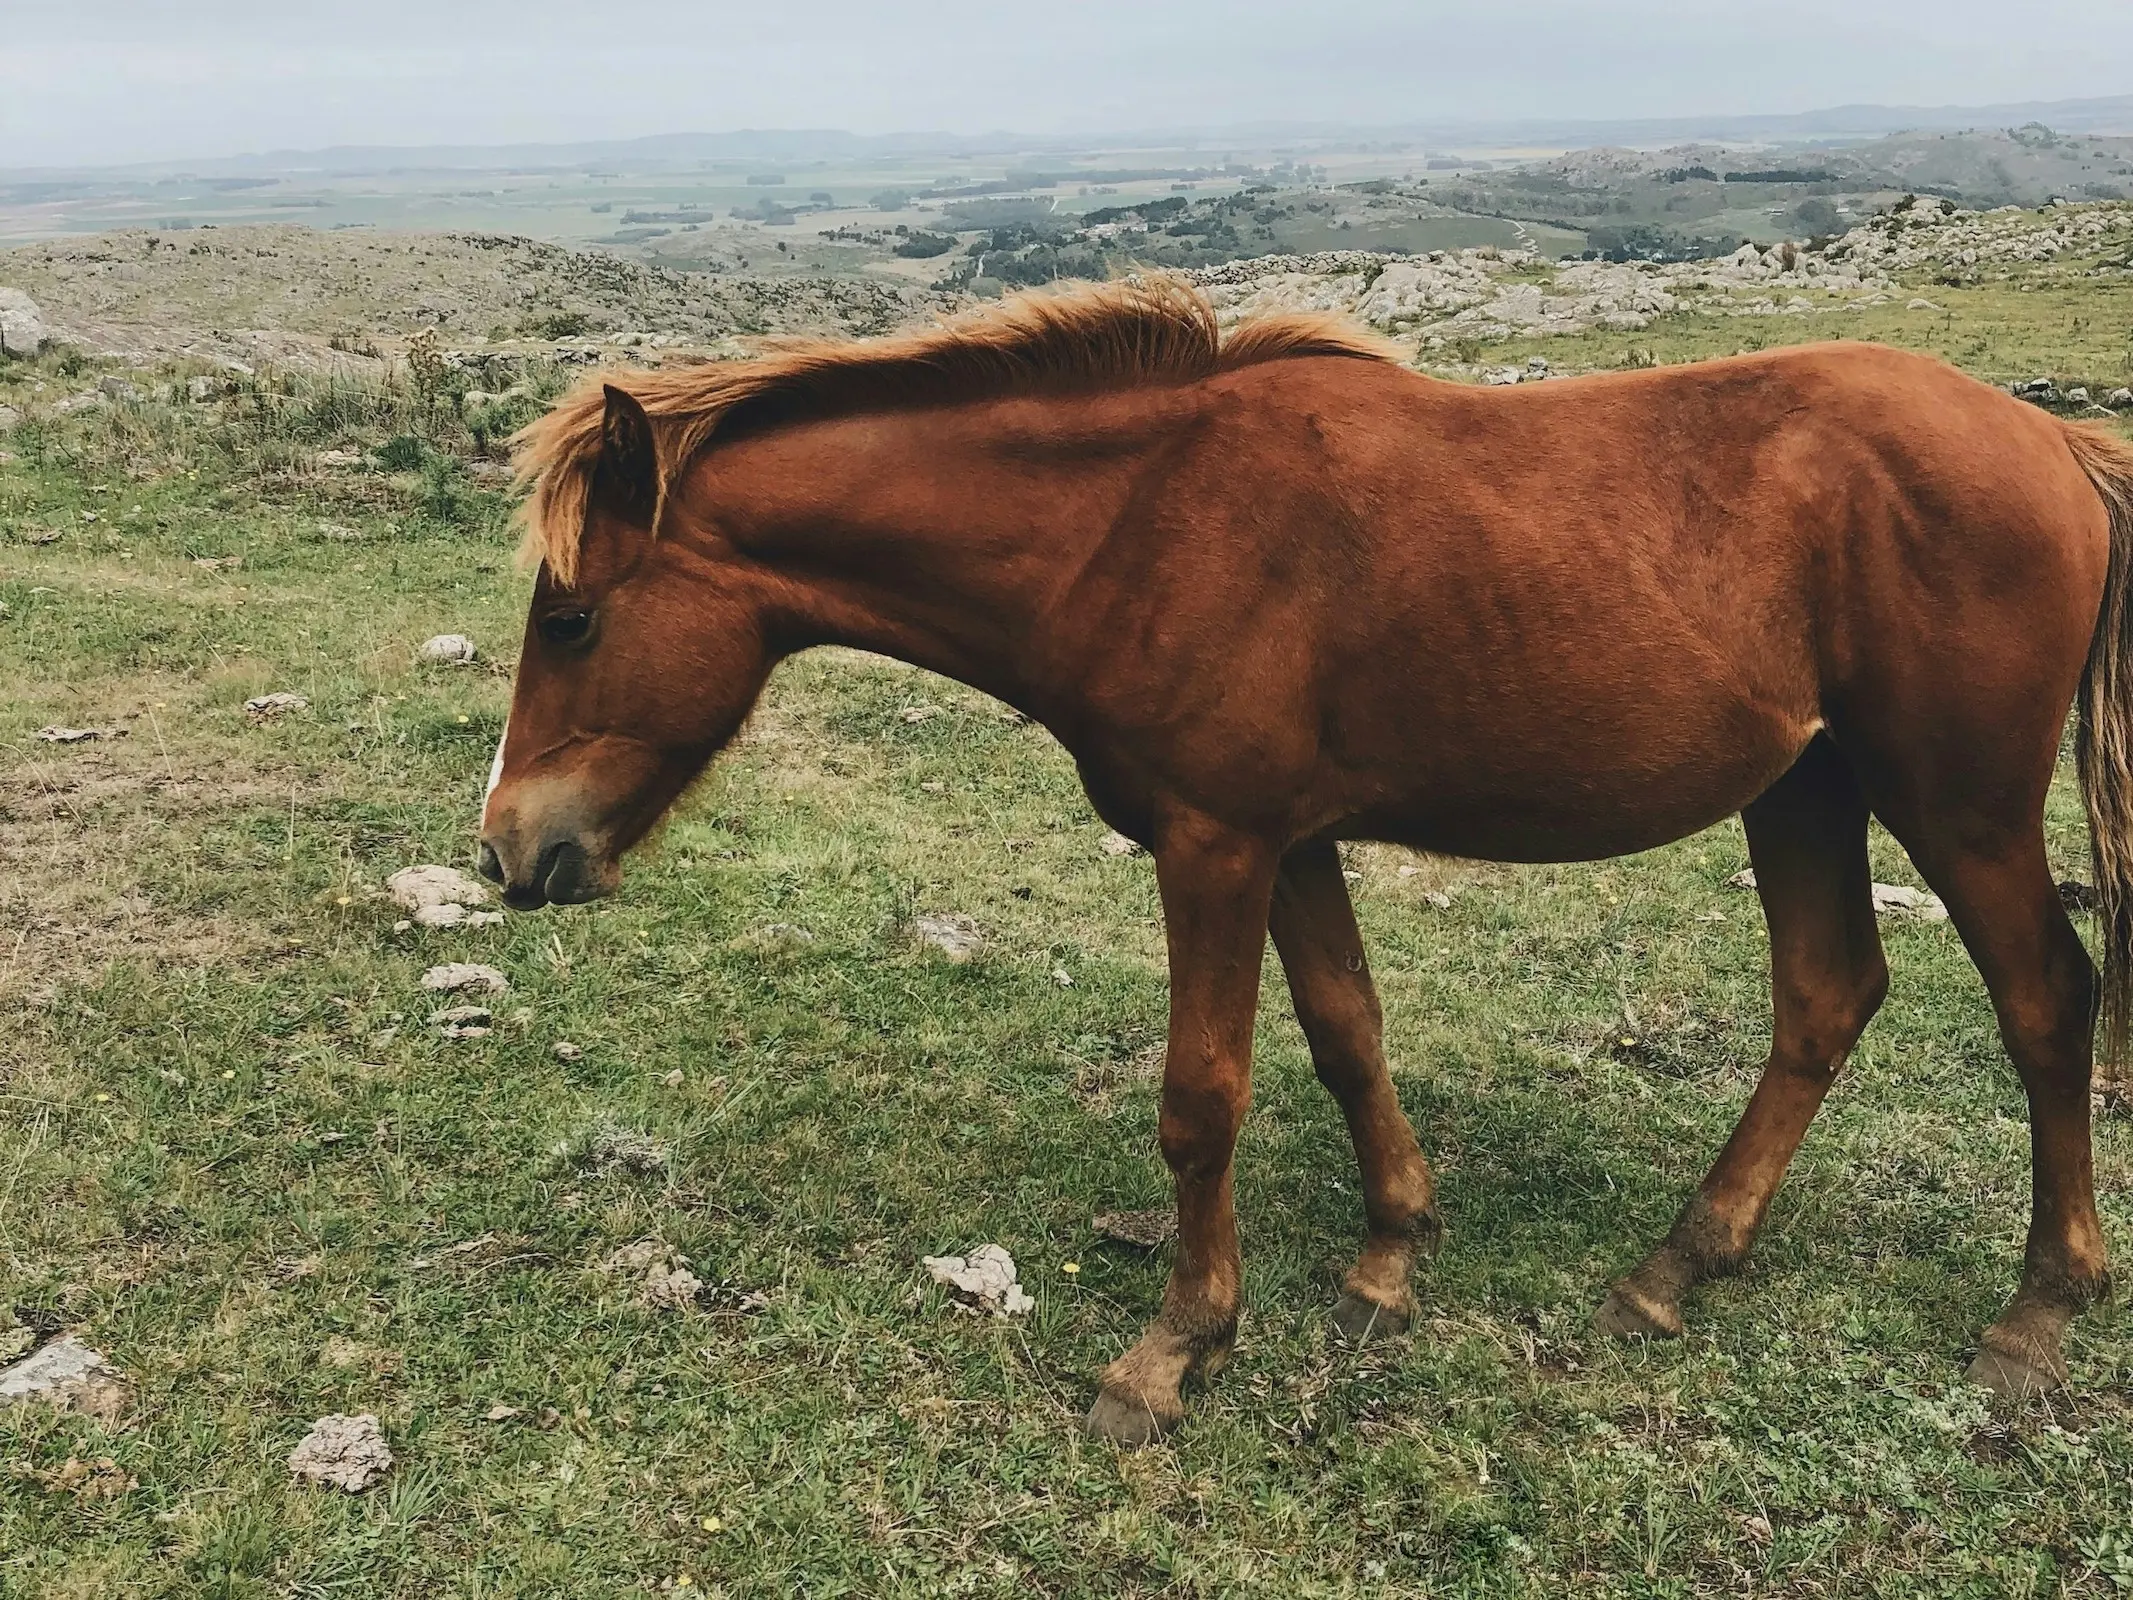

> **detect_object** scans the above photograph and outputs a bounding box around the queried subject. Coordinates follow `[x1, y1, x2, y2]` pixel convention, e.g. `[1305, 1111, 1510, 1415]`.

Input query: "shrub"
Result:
[376, 433, 427, 471]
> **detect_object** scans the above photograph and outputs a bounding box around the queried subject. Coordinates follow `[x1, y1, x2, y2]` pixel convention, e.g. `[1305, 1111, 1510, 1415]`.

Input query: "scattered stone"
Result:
[417, 633, 478, 665]
[52, 392, 107, 415]
[587, 1126, 669, 1175]
[414, 902, 503, 929]
[18, 1454, 136, 1500]
[191, 555, 242, 572]
[0, 1336, 131, 1421]
[287, 1413, 392, 1493]
[602, 1239, 704, 1310]
[186, 375, 219, 403]
[484, 1402, 521, 1422]
[900, 704, 941, 723]
[1099, 831, 1141, 857]
[315, 449, 365, 468]
[552, 1040, 584, 1062]
[0, 404, 22, 433]
[421, 962, 509, 995]
[911, 911, 983, 963]
[1730, 866, 1943, 920]
[0, 288, 47, 357]
[33, 725, 124, 744]
[1424, 890, 1452, 910]
[1093, 1208, 1177, 1249]
[315, 520, 363, 539]
[97, 375, 142, 403]
[2108, 389, 2133, 410]
[386, 863, 493, 922]
[430, 1004, 493, 1039]
[1871, 883, 1948, 922]
[1051, 966, 1075, 987]
[1907, 298, 1941, 311]
[923, 1244, 1033, 1316]
[2068, 386, 2093, 407]
[244, 692, 308, 722]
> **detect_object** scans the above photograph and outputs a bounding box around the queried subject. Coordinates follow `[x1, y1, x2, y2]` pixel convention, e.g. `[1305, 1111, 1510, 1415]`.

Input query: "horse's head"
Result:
[479, 384, 770, 909]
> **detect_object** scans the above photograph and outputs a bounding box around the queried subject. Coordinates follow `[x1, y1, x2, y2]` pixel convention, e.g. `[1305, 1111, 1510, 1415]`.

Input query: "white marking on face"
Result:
[482, 713, 509, 826]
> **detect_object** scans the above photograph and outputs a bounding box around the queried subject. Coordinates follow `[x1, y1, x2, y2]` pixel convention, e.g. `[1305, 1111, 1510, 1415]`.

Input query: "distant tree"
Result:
[1794, 197, 1843, 237]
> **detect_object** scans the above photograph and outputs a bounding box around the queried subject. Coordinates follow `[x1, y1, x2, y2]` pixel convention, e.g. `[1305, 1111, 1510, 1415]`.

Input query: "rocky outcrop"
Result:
[0, 287, 46, 356]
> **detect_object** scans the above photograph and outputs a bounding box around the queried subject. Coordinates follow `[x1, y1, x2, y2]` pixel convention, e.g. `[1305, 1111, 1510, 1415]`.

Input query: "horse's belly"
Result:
[1345, 697, 1816, 863]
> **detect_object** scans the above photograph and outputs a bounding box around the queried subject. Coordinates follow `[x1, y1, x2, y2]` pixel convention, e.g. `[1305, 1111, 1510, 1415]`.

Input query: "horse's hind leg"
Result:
[1269, 839, 1440, 1343]
[1599, 737, 1889, 1338]
[1888, 833, 2111, 1395]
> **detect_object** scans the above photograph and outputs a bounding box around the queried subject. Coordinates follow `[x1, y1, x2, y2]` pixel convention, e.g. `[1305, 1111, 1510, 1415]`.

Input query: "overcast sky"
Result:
[4, 0, 2131, 169]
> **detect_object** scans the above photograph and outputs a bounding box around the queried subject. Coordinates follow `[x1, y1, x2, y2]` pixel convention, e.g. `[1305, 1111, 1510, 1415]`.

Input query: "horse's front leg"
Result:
[1085, 811, 1278, 1445]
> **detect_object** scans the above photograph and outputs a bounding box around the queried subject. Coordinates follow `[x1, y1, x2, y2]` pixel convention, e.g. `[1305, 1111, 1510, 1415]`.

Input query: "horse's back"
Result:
[1165, 345, 2112, 855]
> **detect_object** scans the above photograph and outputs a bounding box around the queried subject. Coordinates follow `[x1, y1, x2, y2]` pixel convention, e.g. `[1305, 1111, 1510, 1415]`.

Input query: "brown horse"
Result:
[482, 278, 2133, 1444]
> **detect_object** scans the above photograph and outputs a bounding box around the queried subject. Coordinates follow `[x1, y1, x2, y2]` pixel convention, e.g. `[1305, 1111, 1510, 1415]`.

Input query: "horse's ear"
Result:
[594, 383, 656, 522]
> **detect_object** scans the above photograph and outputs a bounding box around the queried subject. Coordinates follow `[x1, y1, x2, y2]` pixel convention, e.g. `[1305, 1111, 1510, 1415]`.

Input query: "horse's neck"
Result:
[721, 398, 1144, 706]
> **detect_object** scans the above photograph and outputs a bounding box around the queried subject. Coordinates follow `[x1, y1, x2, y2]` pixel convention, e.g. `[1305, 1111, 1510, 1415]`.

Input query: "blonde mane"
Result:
[511, 275, 1395, 584]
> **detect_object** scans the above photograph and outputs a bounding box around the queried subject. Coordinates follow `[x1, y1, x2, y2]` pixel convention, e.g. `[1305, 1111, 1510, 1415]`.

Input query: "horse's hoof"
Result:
[1330, 1290, 1410, 1346]
[1965, 1344, 2065, 1399]
[1083, 1387, 1177, 1447]
[1594, 1282, 1683, 1340]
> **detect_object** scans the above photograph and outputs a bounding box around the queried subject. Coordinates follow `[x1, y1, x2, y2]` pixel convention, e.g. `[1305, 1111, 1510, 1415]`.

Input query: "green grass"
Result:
[3, 267, 2133, 1598]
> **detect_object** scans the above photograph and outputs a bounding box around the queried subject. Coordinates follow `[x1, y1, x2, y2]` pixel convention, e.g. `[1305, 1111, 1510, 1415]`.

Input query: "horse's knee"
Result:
[1157, 1078, 1247, 1178]
[1780, 955, 1889, 1071]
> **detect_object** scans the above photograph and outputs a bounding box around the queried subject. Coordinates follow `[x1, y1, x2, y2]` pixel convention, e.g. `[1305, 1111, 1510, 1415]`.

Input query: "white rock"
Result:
[244, 692, 308, 722]
[923, 1243, 1033, 1316]
[1871, 883, 1948, 922]
[430, 1004, 493, 1039]
[602, 1239, 703, 1310]
[0, 288, 46, 357]
[186, 375, 218, 402]
[417, 633, 477, 665]
[911, 911, 983, 962]
[0, 404, 21, 433]
[288, 1413, 393, 1492]
[421, 962, 509, 995]
[34, 725, 122, 744]
[386, 863, 492, 916]
[1099, 831, 1141, 857]
[97, 375, 142, 402]
[0, 1335, 131, 1420]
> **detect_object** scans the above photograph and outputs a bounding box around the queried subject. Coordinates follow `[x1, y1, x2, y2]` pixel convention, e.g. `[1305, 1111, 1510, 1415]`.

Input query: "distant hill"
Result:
[1528, 125, 2133, 208]
[6, 96, 2133, 181]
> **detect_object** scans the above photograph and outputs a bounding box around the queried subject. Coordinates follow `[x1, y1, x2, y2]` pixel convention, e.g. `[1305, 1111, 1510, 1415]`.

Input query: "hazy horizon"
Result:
[4, 1, 2131, 171]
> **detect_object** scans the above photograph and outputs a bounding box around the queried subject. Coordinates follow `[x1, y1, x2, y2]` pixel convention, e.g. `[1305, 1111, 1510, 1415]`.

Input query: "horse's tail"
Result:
[2068, 422, 2133, 1081]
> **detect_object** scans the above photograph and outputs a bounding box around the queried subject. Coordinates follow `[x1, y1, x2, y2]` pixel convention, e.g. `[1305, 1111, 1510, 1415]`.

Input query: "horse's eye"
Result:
[539, 610, 594, 647]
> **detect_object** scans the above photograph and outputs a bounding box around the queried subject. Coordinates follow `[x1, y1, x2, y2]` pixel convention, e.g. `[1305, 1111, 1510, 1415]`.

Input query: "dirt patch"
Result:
[0, 734, 286, 1002]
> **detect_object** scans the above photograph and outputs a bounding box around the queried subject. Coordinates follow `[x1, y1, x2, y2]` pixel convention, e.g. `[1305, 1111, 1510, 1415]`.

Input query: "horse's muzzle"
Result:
[477, 833, 611, 910]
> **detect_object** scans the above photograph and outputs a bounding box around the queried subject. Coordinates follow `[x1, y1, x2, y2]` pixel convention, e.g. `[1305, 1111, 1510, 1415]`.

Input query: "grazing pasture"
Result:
[3, 245, 2133, 1595]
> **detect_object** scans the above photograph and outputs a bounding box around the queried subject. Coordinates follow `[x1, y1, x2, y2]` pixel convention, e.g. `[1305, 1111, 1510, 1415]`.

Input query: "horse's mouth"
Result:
[482, 837, 615, 910]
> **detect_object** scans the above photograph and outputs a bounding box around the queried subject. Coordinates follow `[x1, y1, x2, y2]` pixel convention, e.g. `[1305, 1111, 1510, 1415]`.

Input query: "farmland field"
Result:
[3, 212, 2133, 1596]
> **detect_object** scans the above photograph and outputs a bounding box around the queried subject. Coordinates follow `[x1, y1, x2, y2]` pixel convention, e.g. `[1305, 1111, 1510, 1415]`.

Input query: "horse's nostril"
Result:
[476, 842, 504, 884]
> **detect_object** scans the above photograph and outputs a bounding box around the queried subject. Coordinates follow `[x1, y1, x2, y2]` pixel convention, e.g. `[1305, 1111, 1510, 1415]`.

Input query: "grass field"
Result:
[3, 267, 2133, 1597]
